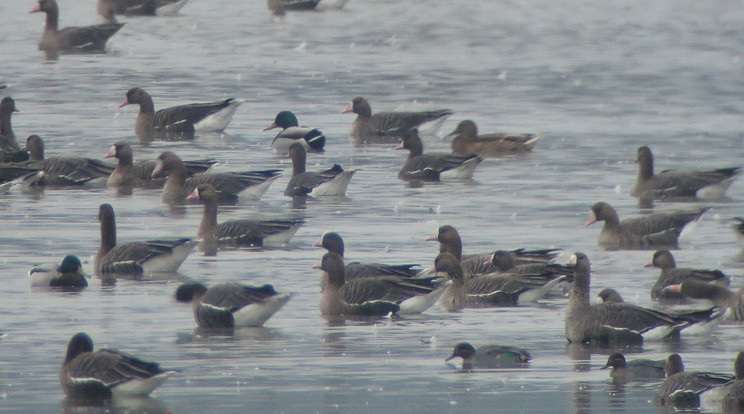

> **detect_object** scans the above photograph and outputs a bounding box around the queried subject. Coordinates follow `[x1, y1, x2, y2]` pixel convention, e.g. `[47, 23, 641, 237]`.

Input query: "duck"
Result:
[152, 151, 282, 204]
[564, 253, 718, 345]
[313, 231, 421, 279]
[645, 250, 730, 301]
[396, 128, 484, 181]
[175, 282, 291, 328]
[601, 352, 666, 384]
[445, 120, 540, 157]
[662, 280, 744, 322]
[20, 135, 113, 186]
[0, 97, 27, 162]
[60, 332, 175, 400]
[30, 0, 124, 59]
[585, 201, 708, 250]
[434, 253, 567, 311]
[654, 353, 734, 409]
[103, 141, 216, 188]
[119, 88, 243, 141]
[97, 0, 188, 20]
[631, 146, 740, 201]
[445, 342, 531, 369]
[342, 96, 452, 145]
[28, 255, 87, 288]
[95, 203, 196, 275]
[316, 252, 401, 317]
[285, 143, 356, 196]
[596, 288, 624, 303]
[264, 111, 325, 153]
[187, 184, 304, 251]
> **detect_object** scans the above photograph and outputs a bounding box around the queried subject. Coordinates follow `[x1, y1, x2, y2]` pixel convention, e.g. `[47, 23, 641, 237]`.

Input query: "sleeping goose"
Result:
[445, 120, 540, 156]
[264, 111, 325, 153]
[397, 128, 484, 181]
[28, 255, 87, 288]
[285, 143, 355, 196]
[645, 250, 730, 301]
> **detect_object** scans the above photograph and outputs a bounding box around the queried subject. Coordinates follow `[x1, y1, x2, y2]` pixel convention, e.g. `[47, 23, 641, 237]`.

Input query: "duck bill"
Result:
[445, 353, 456, 362]
[263, 122, 279, 131]
[600, 364, 611, 370]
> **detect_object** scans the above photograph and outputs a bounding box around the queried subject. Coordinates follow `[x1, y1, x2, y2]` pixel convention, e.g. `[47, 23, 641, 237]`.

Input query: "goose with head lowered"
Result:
[264, 111, 325, 153]
[645, 249, 730, 302]
[285, 143, 356, 196]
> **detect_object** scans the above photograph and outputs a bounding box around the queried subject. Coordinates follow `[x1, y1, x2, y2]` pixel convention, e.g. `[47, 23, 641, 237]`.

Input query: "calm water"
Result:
[2, 0, 744, 412]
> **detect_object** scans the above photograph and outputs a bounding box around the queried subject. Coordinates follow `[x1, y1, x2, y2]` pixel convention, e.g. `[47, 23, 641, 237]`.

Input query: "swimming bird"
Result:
[316, 252, 401, 317]
[97, 0, 189, 20]
[585, 201, 708, 250]
[645, 250, 730, 301]
[313, 231, 420, 279]
[732, 218, 744, 262]
[187, 184, 304, 251]
[564, 253, 717, 345]
[601, 352, 665, 384]
[264, 111, 325, 153]
[95, 203, 196, 275]
[631, 146, 740, 201]
[20, 135, 114, 186]
[0, 97, 27, 162]
[60, 332, 175, 400]
[445, 342, 531, 369]
[119, 88, 243, 141]
[445, 120, 540, 156]
[266, 0, 322, 15]
[654, 353, 734, 409]
[30, 0, 124, 59]
[720, 352, 744, 412]
[28, 255, 87, 288]
[175, 282, 291, 328]
[596, 288, 624, 303]
[285, 143, 356, 196]
[396, 128, 484, 181]
[663, 280, 744, 322]
[152, 151, 282, 203]
[342, 96, 452, 145]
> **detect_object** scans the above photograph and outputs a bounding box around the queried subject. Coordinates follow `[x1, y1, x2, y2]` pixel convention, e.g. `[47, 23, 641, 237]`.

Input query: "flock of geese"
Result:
[5, 0, 744, 411]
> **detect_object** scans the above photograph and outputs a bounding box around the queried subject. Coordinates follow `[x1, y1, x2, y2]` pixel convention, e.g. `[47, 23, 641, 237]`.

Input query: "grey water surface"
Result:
[2, 0, 744, 412]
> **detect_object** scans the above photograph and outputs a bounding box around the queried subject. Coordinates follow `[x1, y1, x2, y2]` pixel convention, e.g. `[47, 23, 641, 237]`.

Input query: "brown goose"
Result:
[267, 0, 321, 15]
[119, 88, 243, 141]
[21, 135, 114, 186]
[721, 352, 744, 412]
[445, 120, 540, 157]
[663, 280, 744, 322]
[30, 0, 124, 59]
[152, 151, 282, 204]
[585, 201, 708, 250]
[565, 253, 718, 345]
[97, 0, 188, 20]
[313, 231, 420, 279]
[175, 282, 291, 328]
[486, 250, 572, 278]
[0, 97, 29, 163]
[95, 203, 196, 275]
[316, 252, 400, 317]
[396, 128, 484, 181]
[342, 97, 452, 145]
[285, 143, 355, 196]
[645, 250, 730, 301]
[654, 353, 734, 409]
[631, 146, 740, 201]
[103, 141, 216, 188]
[187, 184, 304, 250]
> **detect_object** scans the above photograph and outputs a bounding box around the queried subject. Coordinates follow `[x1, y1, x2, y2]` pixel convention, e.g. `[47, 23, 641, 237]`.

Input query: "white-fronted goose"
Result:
[663, 280, 744, 322]
[654, 353, 734, 409]
[95, 203, 196, 275]
[103, 141, 216, 188]
[645, 250, 730, 301]
[720, 352, 744, 412]
[445, 342, 531, 369]
[632, 146, 740, 201]
[601, 352, 665, 384]
[596, 288, 624, 303]
[396, 128, 484, 181]
[317, 252, 400, 317]
[28, 255, 87, 288]
[175, 282, 291, 328]
[60, 332, 174, 400]
[20, 135, 113, 186]
[30, 0, 124, 59]
[267, 0, 321, 15]
[487, 249, 572, 278]
[342, 97, 452, 145]
[564, 253, 717, 345]
[585, 201, 708, 250]
[314, 232, 420, 279]
[265, 111, 325, 153]
[152, 151, 282, 203]
[0, 97, 25, 162]
[97, 0, 188, 20]
[187, 184, 303, 250]
[119, 88, 243, 141]
[733, 217, 744, 262]
[445, 120, 540, 157]
[285, 143, 355, 196]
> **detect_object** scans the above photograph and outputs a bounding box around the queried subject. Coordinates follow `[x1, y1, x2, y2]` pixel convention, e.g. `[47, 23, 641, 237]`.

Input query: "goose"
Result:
[585, 201, 708, 250]
[20, 135, 113, 186]
[396, 128, 484, 181]
[119, 88, 243, 141]
[95, 203, 196, 275]
[28, 255, 87, 288]
[97, 0, 188, 20]
[732, 217, 744, 262]
[342, 96, 452, 145]
[600, 352, 666, 384]
[654, 353, 734, 409]
[60, 332, 174, 399]
[0, 97, 27, 162]
[720, 352, 744, 412]
[264, 111, 325, 153]
[445, 120, 540, 156]
[663, 280, 744, 322]
[152, 151, 282, 203]
[175, 282, 291, 328]
[285, 143, 356, 196]
[445, 342, 531, 369]
[645, 250, 730, 301]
